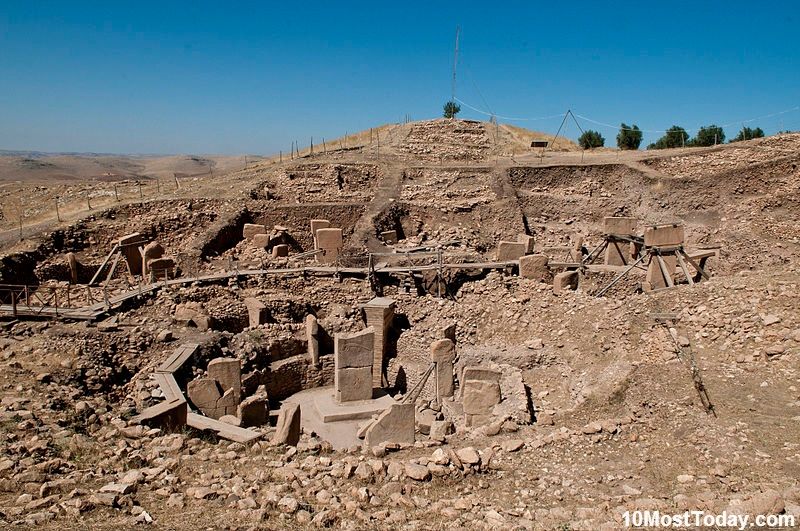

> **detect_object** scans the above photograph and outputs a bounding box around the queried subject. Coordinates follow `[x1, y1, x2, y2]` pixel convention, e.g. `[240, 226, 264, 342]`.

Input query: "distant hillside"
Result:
[0, 152, 266, 182]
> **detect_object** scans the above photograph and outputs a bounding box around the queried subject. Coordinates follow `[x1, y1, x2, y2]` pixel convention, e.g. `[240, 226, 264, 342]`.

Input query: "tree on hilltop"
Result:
[647, 126, 689, 149]
[578, 130, 605, 149]
[616, 123, 643, 150]
[730, 126, 765, 142]
[691, 124, 725, 147]
[443, 101, 461, 119]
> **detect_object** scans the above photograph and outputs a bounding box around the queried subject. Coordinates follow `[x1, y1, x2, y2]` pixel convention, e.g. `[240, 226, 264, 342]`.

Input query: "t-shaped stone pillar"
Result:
[243, 298, 268, 328]
[362, 297, 395, 388]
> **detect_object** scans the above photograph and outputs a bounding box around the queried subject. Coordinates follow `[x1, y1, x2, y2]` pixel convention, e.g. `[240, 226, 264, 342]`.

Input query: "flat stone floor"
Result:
[283, 386, 396, 449]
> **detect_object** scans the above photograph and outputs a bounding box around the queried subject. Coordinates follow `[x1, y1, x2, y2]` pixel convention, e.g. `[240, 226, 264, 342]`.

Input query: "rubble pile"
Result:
[399, 119, 491, 162]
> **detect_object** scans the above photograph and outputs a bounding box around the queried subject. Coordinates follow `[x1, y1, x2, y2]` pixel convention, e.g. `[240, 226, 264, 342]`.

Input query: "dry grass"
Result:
[499, 123, 581, 153]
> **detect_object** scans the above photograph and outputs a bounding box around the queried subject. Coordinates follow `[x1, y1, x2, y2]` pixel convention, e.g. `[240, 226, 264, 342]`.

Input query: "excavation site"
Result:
[1, 118, 799, 529]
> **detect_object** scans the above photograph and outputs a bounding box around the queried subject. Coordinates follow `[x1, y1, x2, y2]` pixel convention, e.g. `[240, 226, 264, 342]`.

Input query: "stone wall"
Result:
[259, 353, 335, 402]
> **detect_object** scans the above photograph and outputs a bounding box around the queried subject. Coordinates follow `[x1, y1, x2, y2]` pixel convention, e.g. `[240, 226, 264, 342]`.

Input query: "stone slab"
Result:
[313, 389, 395, 423]
[147, 257, 175, 278]
[462, 379, 501, 415]
[141, 242, 164, 276]
[66, 252, 79, 284]
[187, 378, 222, 418]
[431, 339, 455, 398]
[335, 366, 373, 402]
[244, 298, 267, 327]
[334, 328, 375, 369]
[646, 255, 677, 289]
[519, 254, 549, 280]
[310, 219, 331, 246]
[251, 233, 269, 248]
[442, 322, 457, 342]
[272, 244, 289, 257]
[272, 403, 301, 446]
[604, 217, 637, 235]
[553, 270, 579, 294]
[430, 339, 455, 363]
[461, 367, 501, 384]
[238, 394, 268, 428]
[131, 397, 187, 430]
[364, 297, 396, 310]
[644, 224, 684, 248]
[242, 223, 266, 240]
[316, 227, 342, 248]
[380, 230, 398, 244]
[364, 403, 415, 447]
[316, 228, 342, 263]
[118, 232, 145, 276]
[496, 241, 527, 261]
[604, 239, 632, 266]
[517, 234, 535, 254]
[186, 412, 261, 444]
[208, 358, 241, 403]
[306, 314, 320, 365]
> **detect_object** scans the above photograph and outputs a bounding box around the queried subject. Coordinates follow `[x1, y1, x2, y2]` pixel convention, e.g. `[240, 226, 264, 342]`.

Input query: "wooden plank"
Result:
[131, 397, 187, 429]
[3, 257, 532, 322]
[186, 412, 261, 444]
[680, 250, 711, 281]
[157, 342, 200, 374]
[104, 252, 122, 287]
[549, 262, 582, 269]
[0, 305, 101, 320]
[154, 373, 183, 402]
[88, 243, 120, 286]
[685, 250, 716, 260]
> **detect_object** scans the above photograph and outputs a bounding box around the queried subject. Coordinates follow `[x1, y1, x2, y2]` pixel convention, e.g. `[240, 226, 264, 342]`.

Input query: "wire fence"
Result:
[0, 175, 193, 239]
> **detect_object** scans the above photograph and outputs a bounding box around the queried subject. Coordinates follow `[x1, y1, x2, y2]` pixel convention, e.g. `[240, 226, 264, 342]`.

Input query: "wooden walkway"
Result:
[132, 341, 262, 443]
[0, 259, 520, 321]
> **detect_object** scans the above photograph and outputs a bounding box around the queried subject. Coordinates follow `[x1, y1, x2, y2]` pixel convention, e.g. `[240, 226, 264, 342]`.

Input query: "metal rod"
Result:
[595, 252, 647, 297]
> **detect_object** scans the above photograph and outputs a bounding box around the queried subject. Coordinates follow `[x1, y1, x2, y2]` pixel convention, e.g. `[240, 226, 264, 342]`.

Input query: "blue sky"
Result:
[1, 1, 798, 154]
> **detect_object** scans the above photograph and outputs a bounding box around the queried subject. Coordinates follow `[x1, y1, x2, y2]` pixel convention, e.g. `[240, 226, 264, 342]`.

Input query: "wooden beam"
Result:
[655, 254, 674, 288]
[89, 243, 120, 286]
[675, 252, 695, 286]
[680, 250, 711, 281]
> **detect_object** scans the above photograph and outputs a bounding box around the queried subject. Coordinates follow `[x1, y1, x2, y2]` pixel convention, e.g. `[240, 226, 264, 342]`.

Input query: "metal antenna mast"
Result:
[451, 25, 460, 104]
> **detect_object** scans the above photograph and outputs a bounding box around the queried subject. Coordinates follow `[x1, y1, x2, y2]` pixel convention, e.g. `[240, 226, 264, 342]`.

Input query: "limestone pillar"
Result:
[306, 314, 320, 365]
[363, 297, 395, 388]
[431, 339, 455, 399]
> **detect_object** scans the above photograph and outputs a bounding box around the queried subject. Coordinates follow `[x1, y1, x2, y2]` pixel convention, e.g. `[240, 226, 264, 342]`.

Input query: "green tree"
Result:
[616, 123, 643, 150]
[443, 101, 461, 119]
[730, 126, 765, 142]
[578, 130, 605, 149]
[647, 126, 689, 149]
[691, 124, 725, 147]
